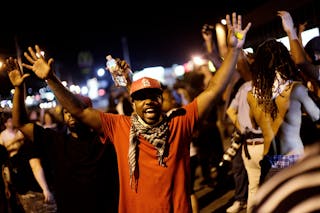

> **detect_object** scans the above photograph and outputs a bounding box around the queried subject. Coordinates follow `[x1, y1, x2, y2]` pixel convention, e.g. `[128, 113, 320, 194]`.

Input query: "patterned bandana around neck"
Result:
[128, 112, 169, 191]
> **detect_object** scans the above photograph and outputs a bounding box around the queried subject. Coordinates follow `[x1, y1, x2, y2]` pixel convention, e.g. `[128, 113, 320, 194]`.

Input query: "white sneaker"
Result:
[226, 200, 247, 213]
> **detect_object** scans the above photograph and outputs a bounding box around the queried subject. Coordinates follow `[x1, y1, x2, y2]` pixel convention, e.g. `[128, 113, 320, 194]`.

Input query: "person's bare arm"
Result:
[278, 11, 308, 65]
[202, 24, 214, 53]
[22, 46, 103, 133]
[2, 165, 11, 199]
[226, 107, 240, 131]
[226, 86, 244, 132]
[197, 12, 251, 120]
[29, 158, 55, 203]
[46, 74, 102, 132]
[278, 10, 320, 80]
[202, 24, 223, 69]
[6, 57, 35, 141]
[294, 84, 320, 122]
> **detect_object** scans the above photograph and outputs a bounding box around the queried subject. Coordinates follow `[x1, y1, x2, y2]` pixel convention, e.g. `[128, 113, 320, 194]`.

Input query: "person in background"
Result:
[173, 77, 200, 213]
[107, 86, 133, 115]
[21, 12, 251, 212]
[278, 10, 320, 146]
[28, 108, 41, 125]
[0, 143, 9, 213]
[247, 38, 320, 187]
[176, 67, 224, 188]
[0, 112, 56, 212]
[278, 10, 320, 82]
[7, 57, 119, 213]
[42, 110, 58, 130]
[202, 21, 243, 152]
[225, 50, 255, 213]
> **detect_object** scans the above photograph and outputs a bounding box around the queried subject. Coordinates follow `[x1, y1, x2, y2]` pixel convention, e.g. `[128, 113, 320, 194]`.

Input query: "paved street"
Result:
[198, 188, 246, 213]
[194, 166, 247, 213]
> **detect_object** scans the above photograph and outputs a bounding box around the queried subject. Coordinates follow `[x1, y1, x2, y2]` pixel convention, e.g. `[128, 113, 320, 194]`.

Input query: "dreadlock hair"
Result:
[251, 38, 299, 120]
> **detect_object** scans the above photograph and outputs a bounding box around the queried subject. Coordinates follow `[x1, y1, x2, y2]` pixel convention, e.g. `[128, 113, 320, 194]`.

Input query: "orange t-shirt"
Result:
[99, 99, 198, 213]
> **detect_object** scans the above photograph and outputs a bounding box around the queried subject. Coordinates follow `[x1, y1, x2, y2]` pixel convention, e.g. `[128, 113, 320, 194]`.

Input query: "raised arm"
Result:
[196, 12, 251, 120]
[278, 10, 319, 81]
[202, 24, 215, 54]
[22, 45, 103, 133]
[6, 57, 35, 141]
[201, 24, 223, 69]
[278, 11, 307, 64]
[7, 58, 55, 202]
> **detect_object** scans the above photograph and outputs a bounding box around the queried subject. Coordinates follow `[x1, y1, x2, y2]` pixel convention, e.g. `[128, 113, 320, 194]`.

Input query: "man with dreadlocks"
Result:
[247, 38, 320, 185]
[21, 12, 251, 213]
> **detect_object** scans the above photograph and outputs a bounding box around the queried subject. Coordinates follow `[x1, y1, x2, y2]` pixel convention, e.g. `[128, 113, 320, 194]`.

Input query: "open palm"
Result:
[6, 57, 30, 87]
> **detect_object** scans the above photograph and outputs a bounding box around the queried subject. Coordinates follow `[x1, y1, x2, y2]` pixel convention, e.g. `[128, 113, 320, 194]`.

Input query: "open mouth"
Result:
[145, 108, 156, 113]
[144, 108, 159, 118]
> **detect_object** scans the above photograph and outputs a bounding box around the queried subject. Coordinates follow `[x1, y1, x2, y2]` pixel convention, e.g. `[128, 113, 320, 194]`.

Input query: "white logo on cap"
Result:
[142, 78, 151, 87]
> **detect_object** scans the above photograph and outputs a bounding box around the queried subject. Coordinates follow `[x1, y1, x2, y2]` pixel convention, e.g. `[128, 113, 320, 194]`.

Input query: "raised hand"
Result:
[201, 24, 214, 42]
[22, 45, 54, 80]
[105, 55, 133, 88]
[278, 10, 294, 30]
[278, 11, 295, 35]
[226, 12, 251, 49]
[6, 57, 30, 87]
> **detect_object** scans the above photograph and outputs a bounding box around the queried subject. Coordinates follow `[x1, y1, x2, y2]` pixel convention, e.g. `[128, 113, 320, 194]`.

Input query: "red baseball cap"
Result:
[130, 77, 162, 96]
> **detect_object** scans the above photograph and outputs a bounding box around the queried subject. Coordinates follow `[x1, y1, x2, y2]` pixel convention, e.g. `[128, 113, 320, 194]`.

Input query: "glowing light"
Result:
[87, 78, 99, 100]
[81, 86, 89, 95]
[192, 56, 205, 66]
[39, 101, 57, 109]
[25, 96, 35, 105]
[97, 68, 105, 77]
[69, 84, 81, 94]
[132, 66, 165, 83]
[98, 89, 106, 96]
[174, 65, 185, 76]
[62, 81, 68, 87]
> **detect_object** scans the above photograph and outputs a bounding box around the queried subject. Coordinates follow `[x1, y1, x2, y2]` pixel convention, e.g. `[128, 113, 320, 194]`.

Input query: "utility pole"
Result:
[121, 36, 131, 67]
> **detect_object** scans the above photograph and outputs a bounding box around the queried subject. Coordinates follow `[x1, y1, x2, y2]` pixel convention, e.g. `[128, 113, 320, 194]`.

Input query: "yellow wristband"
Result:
[235, 32, 244, 40]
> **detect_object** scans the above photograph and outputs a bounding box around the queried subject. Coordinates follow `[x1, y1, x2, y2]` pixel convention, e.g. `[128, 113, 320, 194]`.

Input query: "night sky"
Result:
[0, 0, 303, 97]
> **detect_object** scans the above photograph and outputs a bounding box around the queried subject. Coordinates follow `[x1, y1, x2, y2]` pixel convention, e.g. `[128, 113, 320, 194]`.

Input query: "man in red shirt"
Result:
[21, 12, 251, 213]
